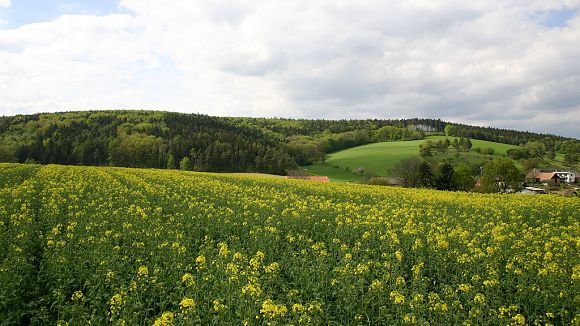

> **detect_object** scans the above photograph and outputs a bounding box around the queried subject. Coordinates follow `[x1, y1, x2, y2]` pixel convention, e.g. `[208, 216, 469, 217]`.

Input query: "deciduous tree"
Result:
[179, 157, 191, 171]
[453, 164, 475, 191]
[480, 157, 521, 193]
[391, 157, 423, 188]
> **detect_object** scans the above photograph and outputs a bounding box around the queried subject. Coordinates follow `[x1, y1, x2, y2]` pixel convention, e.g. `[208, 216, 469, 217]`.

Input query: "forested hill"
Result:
[228, 117, 446, 136]
[0, 111, 296, 174]
[0, 111, 577, 173]
[230, 117, 573, 144]
[227, 116, 576, 165]
[442, 124, 572, 146]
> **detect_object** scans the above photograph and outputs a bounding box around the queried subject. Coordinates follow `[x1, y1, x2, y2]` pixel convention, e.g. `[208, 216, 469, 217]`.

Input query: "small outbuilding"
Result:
[520, 186, 546, 194]
[285, 176, 330, 182]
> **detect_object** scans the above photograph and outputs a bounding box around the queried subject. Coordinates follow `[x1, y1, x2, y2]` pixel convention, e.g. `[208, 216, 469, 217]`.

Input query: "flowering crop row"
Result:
[0, 163, 578, 325]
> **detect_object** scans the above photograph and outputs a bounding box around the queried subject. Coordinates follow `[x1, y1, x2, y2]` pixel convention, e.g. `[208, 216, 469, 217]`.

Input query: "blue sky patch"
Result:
[0, 0, 124, 29]
[536, 8, 577, 28]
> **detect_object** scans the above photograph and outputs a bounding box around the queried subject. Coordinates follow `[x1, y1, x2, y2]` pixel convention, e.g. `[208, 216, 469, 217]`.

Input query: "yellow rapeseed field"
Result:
[0, 163, 578, 325]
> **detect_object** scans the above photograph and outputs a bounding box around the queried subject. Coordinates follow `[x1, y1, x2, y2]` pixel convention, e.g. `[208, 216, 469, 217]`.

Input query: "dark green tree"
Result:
[435, 163, 456, 190]
[418, 161, 434, 188]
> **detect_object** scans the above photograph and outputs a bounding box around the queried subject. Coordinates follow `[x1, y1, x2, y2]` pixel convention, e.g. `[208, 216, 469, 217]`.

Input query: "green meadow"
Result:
[304, 136, 518, 182]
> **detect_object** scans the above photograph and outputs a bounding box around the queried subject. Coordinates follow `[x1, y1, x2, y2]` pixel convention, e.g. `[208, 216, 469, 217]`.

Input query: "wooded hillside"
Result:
[0, 111, 295, 174]
[0, 111, 577, 173]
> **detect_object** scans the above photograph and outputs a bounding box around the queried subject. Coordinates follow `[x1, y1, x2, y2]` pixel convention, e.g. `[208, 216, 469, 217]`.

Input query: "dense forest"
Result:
[228, 117, 445, 136]
[0, 110, 577, 173]
[443, 124, 570, 146]
[0, 111, 295, 174]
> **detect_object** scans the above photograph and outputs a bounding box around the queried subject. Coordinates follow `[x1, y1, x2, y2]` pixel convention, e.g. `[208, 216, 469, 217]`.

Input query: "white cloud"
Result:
[0, 0, 579, 137]
[0, 0, 10, 8]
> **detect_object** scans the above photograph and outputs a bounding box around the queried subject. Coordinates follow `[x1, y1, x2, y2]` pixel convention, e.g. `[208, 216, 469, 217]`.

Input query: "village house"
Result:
[526, 169, 561, 185]
[554, 171, 577, 184]
[527, 169, 578, 184]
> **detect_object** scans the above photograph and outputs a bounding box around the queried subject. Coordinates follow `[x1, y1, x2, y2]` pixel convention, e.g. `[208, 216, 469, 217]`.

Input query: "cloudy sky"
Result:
[1, 1, 579, 138]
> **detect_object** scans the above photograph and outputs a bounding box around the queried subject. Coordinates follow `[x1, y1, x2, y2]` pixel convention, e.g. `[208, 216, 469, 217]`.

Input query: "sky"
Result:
[0, 1, 579, 138]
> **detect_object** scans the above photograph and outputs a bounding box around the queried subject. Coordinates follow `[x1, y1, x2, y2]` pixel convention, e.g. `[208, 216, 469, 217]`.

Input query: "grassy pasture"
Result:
[304, 136, 517, 182]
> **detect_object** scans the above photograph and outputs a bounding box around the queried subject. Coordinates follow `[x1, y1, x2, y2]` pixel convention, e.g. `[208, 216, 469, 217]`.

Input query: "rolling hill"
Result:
[304, 136, 519, 183]
[0, 111, 296, 174]
[1, 111, 577, 180]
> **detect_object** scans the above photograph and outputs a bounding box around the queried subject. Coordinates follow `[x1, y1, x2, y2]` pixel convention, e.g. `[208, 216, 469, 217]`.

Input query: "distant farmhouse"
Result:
[286, 176, 330, 182]
[526, 170, 561, 185]
[526, 169, 577, 185]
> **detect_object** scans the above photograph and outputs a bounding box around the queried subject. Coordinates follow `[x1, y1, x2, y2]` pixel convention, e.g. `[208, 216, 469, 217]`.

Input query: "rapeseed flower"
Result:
[390, 291, 405, 305]
[180, 297, 196, 314]
[181, 273, 195, 287]
[137, 266, 148, 278]
[260, 300, 287, 319]
[153, 312, 174, 326]
[71, 291, 84, 302]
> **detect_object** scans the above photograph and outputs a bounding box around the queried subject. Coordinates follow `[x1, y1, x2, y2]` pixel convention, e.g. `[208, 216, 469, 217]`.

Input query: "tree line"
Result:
[443, 124, 570, 146]
[388, 156, 525, 193]
[0, 111, 296, 175]
[229, 117, 445, 137]
[387, 135, 578, 193]
[388, 157, 476, 191]
[0, 111, 577, 174]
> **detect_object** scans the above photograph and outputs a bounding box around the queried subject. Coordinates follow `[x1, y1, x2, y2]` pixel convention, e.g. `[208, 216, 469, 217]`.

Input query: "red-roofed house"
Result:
[285, 176, 330, 182]
[526, 169, 561, 185]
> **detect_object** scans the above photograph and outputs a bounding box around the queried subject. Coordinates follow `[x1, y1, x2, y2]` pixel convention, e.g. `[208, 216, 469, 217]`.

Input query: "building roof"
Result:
[527, 169, 560, 181]
[540, 172, 559, 181]
[524, 186, 545, 192]
[286, 175, 330, 182]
